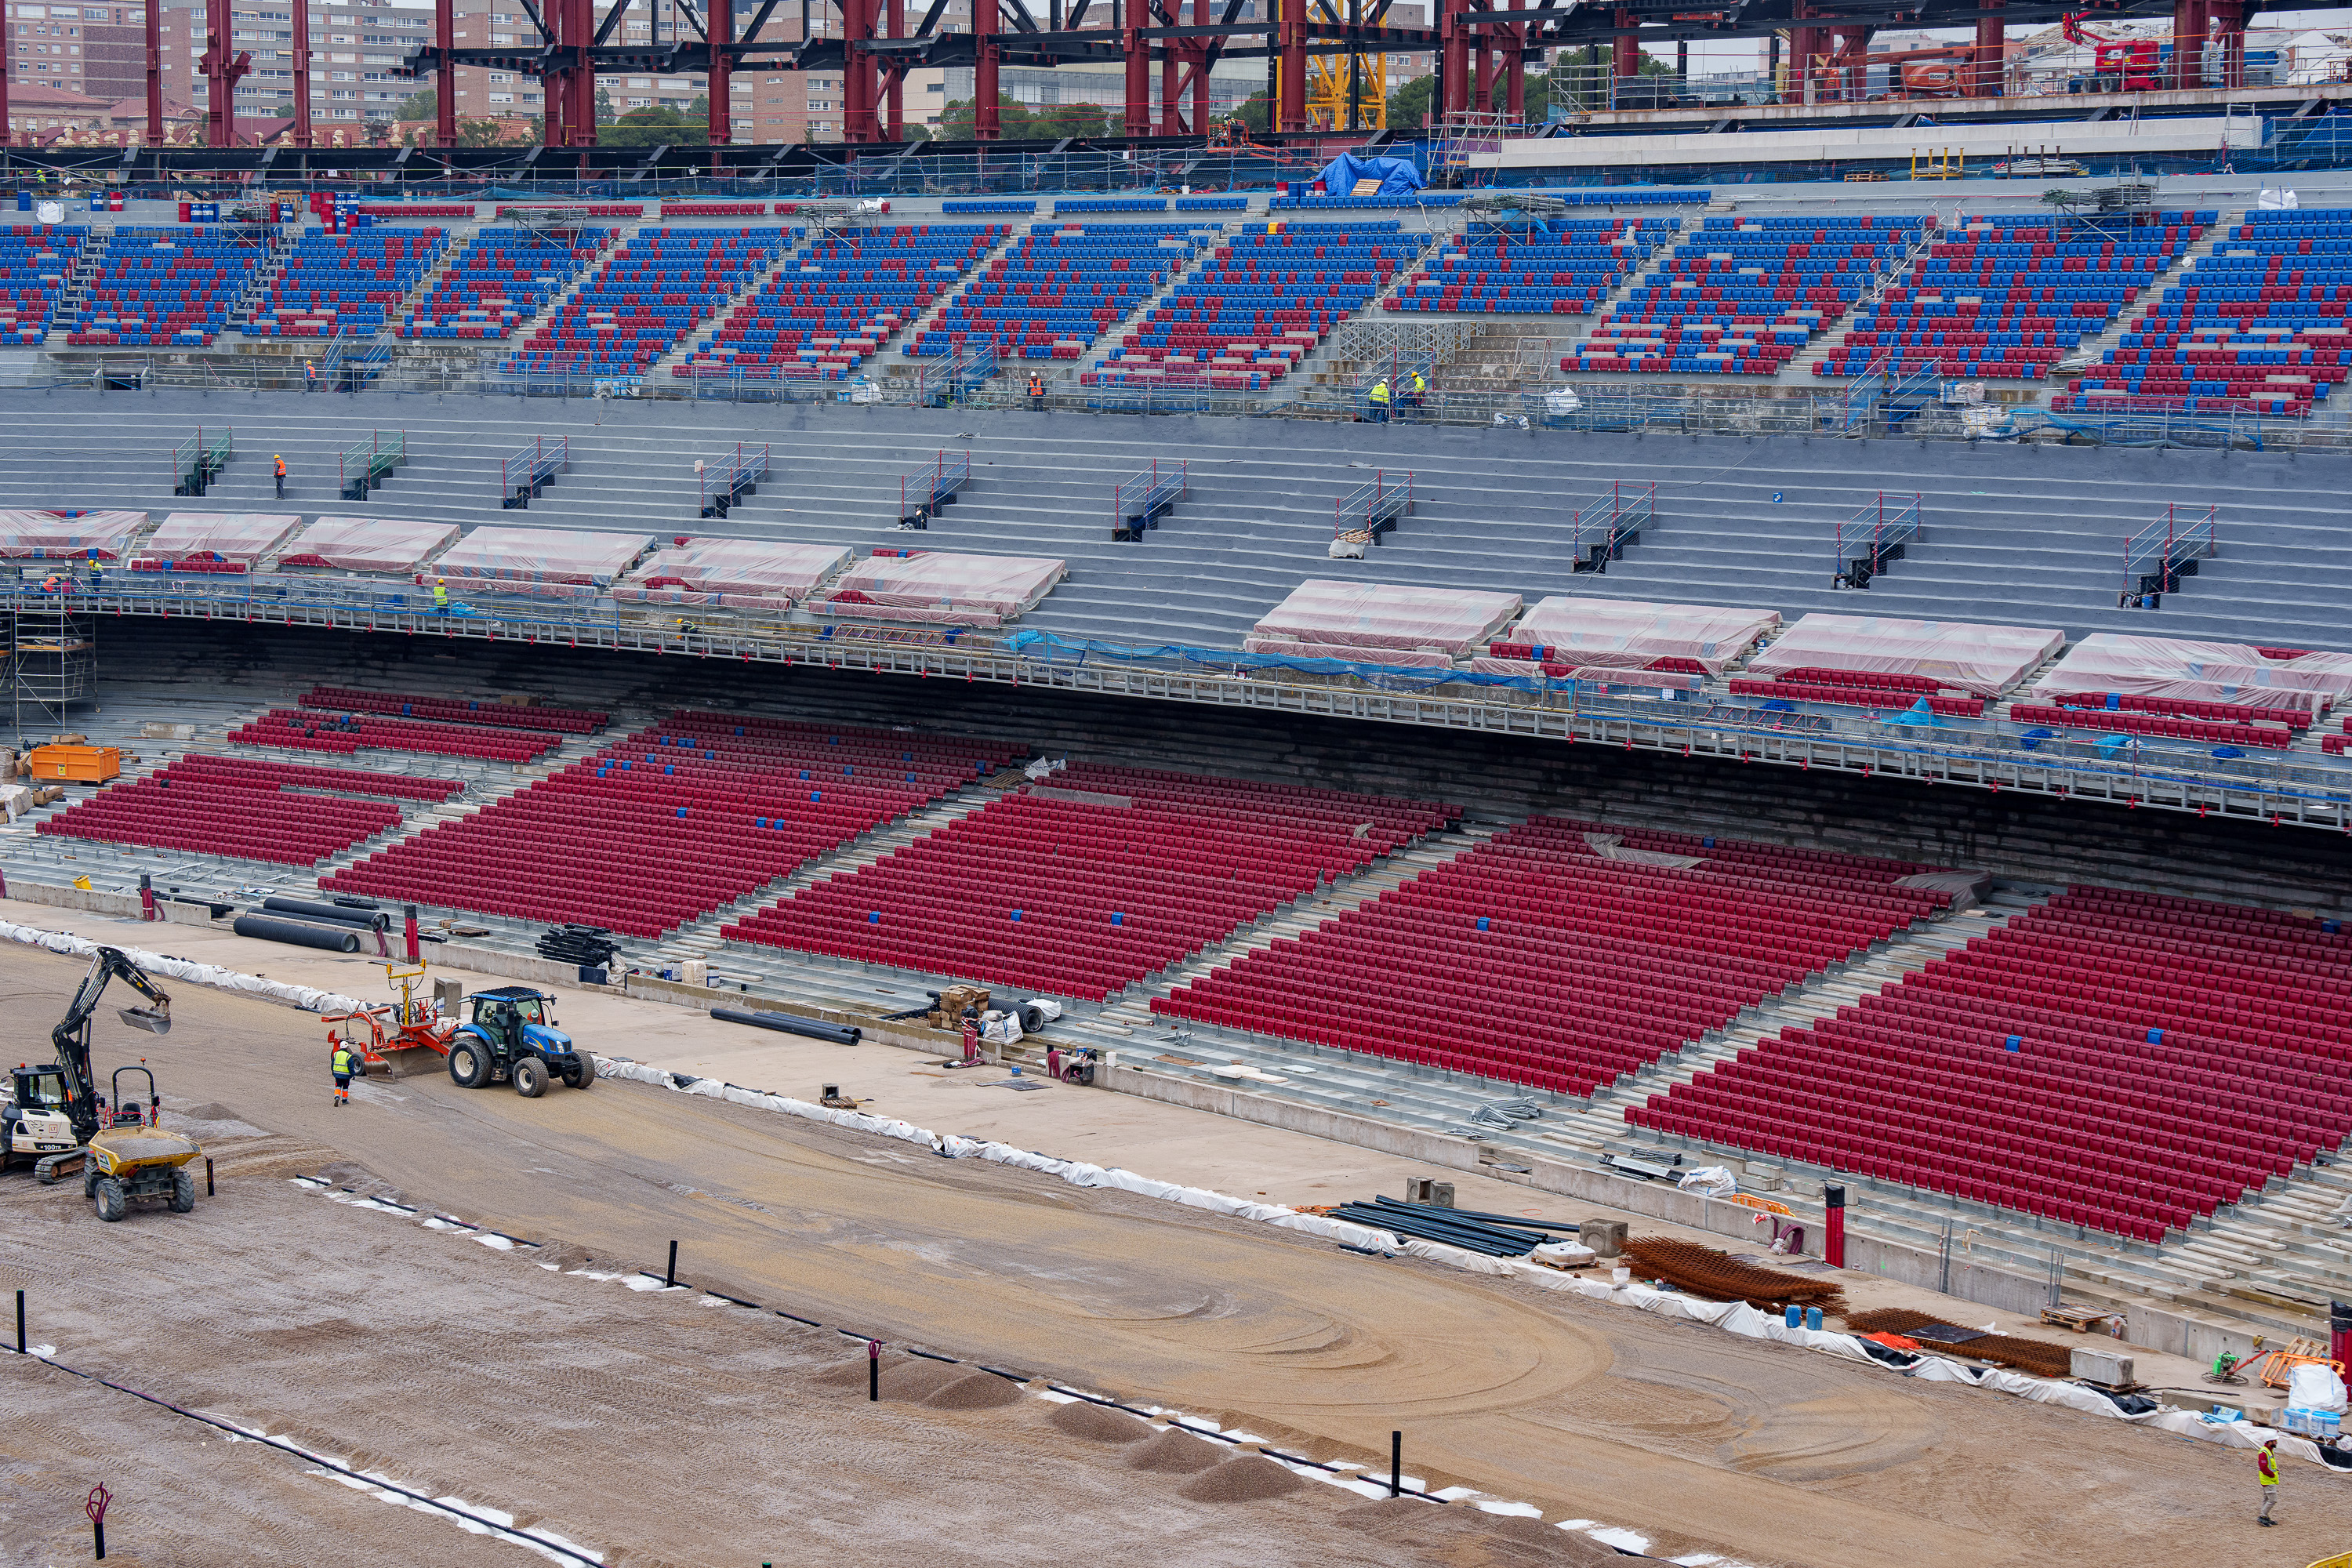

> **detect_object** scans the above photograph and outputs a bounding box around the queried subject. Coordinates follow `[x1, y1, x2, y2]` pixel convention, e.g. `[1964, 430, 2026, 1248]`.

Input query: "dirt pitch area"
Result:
[2, 943, 2347, 1568]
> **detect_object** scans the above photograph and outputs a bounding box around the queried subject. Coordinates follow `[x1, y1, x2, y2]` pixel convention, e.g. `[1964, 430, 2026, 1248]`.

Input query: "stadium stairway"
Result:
[4, 396, 2352, 651]
[642, 229, 828, 382]
[2042, 205, 2250, 389]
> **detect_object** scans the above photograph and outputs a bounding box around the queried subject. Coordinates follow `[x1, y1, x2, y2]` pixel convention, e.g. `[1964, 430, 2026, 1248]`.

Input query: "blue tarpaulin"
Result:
[1315, 154, 1425, 197]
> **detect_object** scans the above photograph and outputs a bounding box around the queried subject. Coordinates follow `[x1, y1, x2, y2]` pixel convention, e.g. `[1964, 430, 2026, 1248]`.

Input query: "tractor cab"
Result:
[447, 986, 594, 1098]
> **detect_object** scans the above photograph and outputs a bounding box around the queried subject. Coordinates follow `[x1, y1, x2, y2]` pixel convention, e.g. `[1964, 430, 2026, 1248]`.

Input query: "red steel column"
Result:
[435, 0, 457, 145]
[2170, 0, 2201, 89]
[570, 0, 597, 147]
[203, 0, 236, 146]
[974, 0, 999, 137]
[708, 0, 731, 143]
[292, 0, 312, 147]
[842, 0, 873, 141]
[1828, 24, 1865, 102]
[1504, 13, 1525, 122]
[1158, 3, 1180, 134]
[1439, 0, 1469, 118]
[144, 0, 163, 143]
[1124, 0, 1151, 136]
[1971, 0, 2004, 97]
[1613, 6, 1638, 102]
[1277, 0, 1308, 132]
[1189, 0, 1209, 130]
[1, 10, 9, 148]
[885, 0, 905, 140]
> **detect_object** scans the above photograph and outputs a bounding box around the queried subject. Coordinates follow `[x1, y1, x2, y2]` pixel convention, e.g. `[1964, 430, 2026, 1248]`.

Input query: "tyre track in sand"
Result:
[5, 946, 2343, 1568]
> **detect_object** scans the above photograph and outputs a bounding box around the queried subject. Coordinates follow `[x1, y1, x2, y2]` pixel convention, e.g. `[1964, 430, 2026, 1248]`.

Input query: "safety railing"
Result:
[169, 426, 233, 497]
[1109, 459, 1189, 542]
[338, 429, 408, 501]
[1839, 352, 1941, 434]
[2122, 503, 2220, 607]
[1569, 480, 1657, 574]
[1331, 470, 1414, 554]
[697, 441, 771, 519]
[895, 448, 972, 528]
[24, 575, 2352, 829]
[498, 436, 568, 509]
[1833, 491, 1922, 589]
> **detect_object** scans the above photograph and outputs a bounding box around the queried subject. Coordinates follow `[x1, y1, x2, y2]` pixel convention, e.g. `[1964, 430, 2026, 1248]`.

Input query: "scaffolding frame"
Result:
[9, 598, 96, 743]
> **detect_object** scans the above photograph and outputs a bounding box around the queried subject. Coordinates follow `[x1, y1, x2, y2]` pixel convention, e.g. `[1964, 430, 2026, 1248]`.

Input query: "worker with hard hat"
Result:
[273, 453, 288, 499]
[432, 577, 449, 613]
[331, 1037, 361, 1106]
[1367, 378, 1391, 424]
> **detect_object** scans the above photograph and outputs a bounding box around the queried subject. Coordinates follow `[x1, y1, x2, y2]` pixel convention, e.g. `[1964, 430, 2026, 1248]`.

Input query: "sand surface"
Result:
[2, 945, 2346, 1567]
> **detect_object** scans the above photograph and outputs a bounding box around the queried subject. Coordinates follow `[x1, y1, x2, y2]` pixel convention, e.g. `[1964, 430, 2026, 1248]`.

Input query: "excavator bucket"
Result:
[118, 1006, 170, 1036]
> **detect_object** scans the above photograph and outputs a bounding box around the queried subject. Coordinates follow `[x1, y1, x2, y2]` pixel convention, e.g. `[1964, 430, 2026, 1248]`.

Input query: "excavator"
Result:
[0, 946, 201, 1221]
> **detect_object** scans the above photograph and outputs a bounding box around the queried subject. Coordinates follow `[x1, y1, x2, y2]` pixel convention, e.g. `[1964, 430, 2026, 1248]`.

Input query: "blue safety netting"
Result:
[1004, 628, 1574, 693]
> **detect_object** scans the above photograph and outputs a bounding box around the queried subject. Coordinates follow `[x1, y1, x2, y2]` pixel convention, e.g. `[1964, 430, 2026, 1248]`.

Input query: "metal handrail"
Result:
[11, 578, 2351, 829]
[2122, 503, 2220, 603]
[498, 435, 568, 507]
[1334, 469, 1414, 540]
[1110, 458, 1189, 540]
[697, 441, 771, 517]
[1570, 480, 1657, 572]
[1834, 490, 1922, 588]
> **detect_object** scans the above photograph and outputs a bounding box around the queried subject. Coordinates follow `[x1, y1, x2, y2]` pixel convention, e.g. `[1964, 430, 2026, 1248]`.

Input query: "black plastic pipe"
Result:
[261, 895, 389, 930]
[231, 914, 360, 953]
[712, 1007, 862, 1046]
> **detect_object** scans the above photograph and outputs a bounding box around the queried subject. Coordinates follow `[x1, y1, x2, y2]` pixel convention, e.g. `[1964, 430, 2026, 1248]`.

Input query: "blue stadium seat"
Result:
[912, 222, 1212, 361]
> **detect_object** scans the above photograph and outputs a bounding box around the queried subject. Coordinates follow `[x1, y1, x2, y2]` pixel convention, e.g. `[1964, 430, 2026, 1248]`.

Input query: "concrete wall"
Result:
[6, 878, 146, 918]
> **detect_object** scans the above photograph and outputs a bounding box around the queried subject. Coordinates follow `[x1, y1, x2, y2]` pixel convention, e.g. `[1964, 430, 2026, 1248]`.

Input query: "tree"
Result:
[598, 104, 706, 146]
[595, 85, 617, 125]
[1386, 73, 1433, 131]
[455, 114, 517, 146]
[936, 93, 1025, 140]
[395, 86, 437, 121]
[1234, 88, 1271, 132]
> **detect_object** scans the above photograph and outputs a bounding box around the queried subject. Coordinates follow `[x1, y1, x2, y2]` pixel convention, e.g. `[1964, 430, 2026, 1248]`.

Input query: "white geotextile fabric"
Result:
[0, 919, 367, 1015]
[280, 517, 460, 572]
[0, 510, 148, 558]
[1747, 614, 2065, 698]
[1250, 580, 1523, 655]
[619, 539, 849, 601]
[2032, 633, 2352, 712]
[822, 553, 1067, 615]
[435, 526, 653, 587]
[1501, 596, 1780, 674]
[143, 512, 303, 563]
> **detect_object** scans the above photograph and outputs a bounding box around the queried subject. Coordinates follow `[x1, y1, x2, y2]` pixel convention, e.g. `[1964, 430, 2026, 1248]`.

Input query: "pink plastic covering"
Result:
[1747, 614, 2064, 698]
[278, 516, 460, 573]
[2031, 634, 2352, 713]
[434, 526, 653, 588]
[1248, 580, 1522, 656]
[1490, 596, 1780, 676]
[0, 510, 147, 560]
[811, 551, 1066, 628]
[616, 540, 850, 609]
[143, 512, 302, 563]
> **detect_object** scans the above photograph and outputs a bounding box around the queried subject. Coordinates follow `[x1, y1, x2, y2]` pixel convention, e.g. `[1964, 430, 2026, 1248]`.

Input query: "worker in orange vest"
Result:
[1028, 369, 1046, 410]
[273, 453, 288, 499]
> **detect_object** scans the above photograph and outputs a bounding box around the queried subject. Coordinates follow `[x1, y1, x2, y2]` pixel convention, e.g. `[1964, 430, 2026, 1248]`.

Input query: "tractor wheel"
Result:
[169, 1167, 197, 1214]
[92, 1175, 127, 1222]
[448, 1040, 492, 1089]
[565, 1052, 597, 1091]
[512, 1056, 548, 1099]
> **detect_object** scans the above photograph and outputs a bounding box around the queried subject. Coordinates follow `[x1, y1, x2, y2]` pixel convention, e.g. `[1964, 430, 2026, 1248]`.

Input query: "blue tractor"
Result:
[445, 985, 595, 1098]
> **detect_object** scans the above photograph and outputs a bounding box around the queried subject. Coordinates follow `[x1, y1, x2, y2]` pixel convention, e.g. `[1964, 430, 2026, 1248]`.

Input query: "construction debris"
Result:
[1841, 1308, 2074, 1380]
[1617, 1238, 1849, 1315]
[1325, 1196, 1581, 1258]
